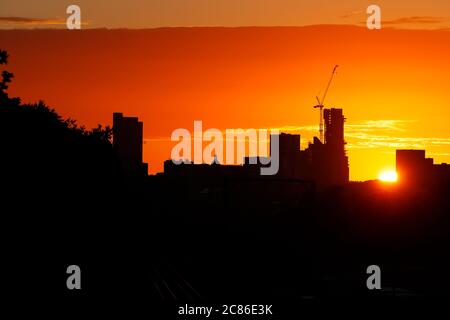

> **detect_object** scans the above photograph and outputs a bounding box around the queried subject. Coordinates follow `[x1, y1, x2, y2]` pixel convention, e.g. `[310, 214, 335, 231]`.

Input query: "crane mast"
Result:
[314, 65, 338, 143]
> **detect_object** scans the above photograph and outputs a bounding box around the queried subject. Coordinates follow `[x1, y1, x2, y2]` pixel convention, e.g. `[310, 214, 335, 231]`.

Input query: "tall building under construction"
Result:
[272, 108, 349, 187]
[163, 108, 349, 187]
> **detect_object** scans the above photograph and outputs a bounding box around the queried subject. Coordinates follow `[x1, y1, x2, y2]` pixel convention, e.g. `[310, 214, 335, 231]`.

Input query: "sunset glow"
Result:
[378, 170, 398, 183]
[3, 0, 450, 307]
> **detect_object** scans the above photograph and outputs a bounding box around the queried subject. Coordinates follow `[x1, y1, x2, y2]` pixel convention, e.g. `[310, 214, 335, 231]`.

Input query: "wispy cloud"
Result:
[346, 120, 414, 132]
[344, 120, 450, 150]
[346, 135, 450, 150]
[271, 120, 450, 151]
[339, 10, 364, 19]
[0, 16, 90, 27]
[383, 16, 446, 25]
[351, 15, 450, 29]
[0, 16, 66, 26]
[144, 120, 450, 157]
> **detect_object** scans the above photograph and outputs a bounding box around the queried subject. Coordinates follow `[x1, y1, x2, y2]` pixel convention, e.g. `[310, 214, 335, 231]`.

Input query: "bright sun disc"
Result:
[378, 170, 398, 182]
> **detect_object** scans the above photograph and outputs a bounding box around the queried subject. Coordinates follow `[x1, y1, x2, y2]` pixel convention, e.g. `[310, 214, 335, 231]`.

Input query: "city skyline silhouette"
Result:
[1, 22, 450, 315]
[2, 26, 450, 181]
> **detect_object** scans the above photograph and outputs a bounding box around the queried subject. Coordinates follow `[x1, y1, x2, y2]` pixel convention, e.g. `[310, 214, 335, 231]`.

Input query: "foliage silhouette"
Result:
[0, 49, 118, 188]
[1, 51, 127, 287]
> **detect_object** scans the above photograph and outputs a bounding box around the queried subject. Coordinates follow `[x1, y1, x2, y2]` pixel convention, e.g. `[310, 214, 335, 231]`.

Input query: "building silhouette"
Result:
[396, 149, 450, 186]
[270, 108, 349, 187]
[164, 108, 349, 188]
[270, 132, 309, 180]
[113, 112, 148, 176]
[309, 108, 349, 186]
[164, 159, 255, 178]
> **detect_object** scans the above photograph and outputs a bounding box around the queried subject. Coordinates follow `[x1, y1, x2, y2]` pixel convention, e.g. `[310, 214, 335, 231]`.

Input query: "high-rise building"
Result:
[274, 133, 300, 178]
[396, 150, 435, 185]
[324, 108, 345, 147]
[322, 108, 349, 185]
[268, 108, 349, 186]
[113, 112, 148, 176]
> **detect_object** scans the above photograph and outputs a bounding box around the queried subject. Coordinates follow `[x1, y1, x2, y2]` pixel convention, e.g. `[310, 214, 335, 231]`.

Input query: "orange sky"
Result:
[1, 26, 450, 180]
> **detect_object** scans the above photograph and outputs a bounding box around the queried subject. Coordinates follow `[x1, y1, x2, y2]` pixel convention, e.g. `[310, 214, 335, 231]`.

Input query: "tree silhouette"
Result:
[0, 49, 18, 105]
[0, 49, 113, 143]
[0, 50, 14, 91]
[0, 51, 128, 285]
[0, 49, 119, 189]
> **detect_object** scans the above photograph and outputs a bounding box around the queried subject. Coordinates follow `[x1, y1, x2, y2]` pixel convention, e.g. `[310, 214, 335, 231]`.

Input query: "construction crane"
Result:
[314, 65, 338, 143]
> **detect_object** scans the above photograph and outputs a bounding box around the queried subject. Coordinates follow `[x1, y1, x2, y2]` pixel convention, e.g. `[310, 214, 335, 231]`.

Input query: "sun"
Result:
[378, 170, 398, 183]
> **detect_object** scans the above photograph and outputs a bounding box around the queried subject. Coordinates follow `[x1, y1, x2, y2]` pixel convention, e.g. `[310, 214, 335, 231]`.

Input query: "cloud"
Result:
[343, 120, 450, 150]
[0, 16, 66, 26]
[272, 120, 450, 151]
[144, 120, 450, 157]
[353, 16, 450, 29]
[339, 10, 364, 19]
[383, 16, 446, 26]
[345, 135, 450, 150]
